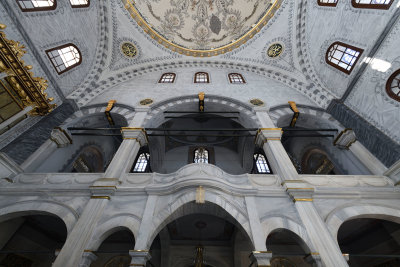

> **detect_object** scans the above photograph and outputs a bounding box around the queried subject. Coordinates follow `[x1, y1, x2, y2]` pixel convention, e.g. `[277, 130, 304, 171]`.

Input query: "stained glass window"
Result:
[352, 0, 394, 9]
[17, 0, 56, 11]
[159, 73, 176, 83]
[386, 69, 400, 102]
[326, 42, 363, 74]
[194, 72, 209, 83]
[46, 44, 81, 74]
[318, 0, 338, 7]
[228, 73, 246, 84]
[70, 0, 89, 7]
[193, 148, 209, 163]
[253, 154, 271, 174]
[133, 153, 150, 172]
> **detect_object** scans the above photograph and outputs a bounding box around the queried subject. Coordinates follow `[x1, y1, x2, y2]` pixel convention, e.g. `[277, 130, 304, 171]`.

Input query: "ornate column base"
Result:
[305, 252, 323, 267]
[250, 251, 273, 266]
[78, 251, 97, 267]
[129, 250, 151, 266]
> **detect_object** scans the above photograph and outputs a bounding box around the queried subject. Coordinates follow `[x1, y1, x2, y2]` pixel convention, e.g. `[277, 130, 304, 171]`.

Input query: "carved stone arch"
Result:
[61, 103, 135, 128]
[0, 200, 79, 234]
[269, 104, 344, 129]
[325, 204, 400, 239]
[143, 94, 259, 129]
[261, 216, 316, 252]
[86, 214, 140, 251]
[145, 190, 252, 250]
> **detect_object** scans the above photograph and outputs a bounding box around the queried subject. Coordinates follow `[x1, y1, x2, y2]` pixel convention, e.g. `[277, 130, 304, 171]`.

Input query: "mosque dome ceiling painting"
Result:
[124, 0, 282, 57]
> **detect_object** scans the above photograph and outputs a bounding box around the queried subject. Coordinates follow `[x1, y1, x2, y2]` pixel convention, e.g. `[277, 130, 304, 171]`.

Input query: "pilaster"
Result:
[0, 152, 22, 180]
[129, 250, 151, 266]
[249, 251, 273, 267]
[245, 196, 268, 251]
[334, 129, 387, 175]
[78, 251, 98, 267]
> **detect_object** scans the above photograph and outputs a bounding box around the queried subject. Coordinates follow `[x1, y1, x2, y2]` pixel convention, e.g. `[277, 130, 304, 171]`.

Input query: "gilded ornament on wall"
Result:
[250, 98, 264, 106]
[140, 98, 154, 105]
[121, 42, 138, 58]
[267, 43, 284, 58]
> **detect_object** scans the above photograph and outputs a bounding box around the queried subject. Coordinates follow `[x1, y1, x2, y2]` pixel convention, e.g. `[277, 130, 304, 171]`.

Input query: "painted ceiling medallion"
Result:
[123, 0, 283, 57]
[267, 43, 283, 58]
[250, 98, 264, 106]
[140, 98, 154, 105]
[121, 42, 138, 58]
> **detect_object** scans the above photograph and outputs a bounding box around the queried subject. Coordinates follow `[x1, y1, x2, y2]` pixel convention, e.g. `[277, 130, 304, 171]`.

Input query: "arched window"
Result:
[228, 73, 246, 84]
[70, 0, 89, 8]
[386, 69, 400, 102]
[132, 153, 151, 172]
[193, 148, 209, 163]
[17, 0, 56, 12]
[326, 42, 363, 74]
[159, 73, 176, 83]
[194, 72, 209, 83]
[46, 44, 81, 74]
[352, 0, 394, 9]
[317, 0, 338, 7]
[252, 153, 272, 174]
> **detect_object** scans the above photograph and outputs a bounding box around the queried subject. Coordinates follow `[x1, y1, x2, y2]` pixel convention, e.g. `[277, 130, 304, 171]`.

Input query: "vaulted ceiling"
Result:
[1, 0, 399, 144]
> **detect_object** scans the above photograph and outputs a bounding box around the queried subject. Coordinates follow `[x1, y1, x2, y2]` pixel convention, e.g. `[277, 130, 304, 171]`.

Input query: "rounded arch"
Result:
[0, 200, 78, 234]
[144, 190, 252, 250]
[261, 216, 315, 252]
[61, 103, 134, 128]
[143, 94, 260, 129]
[326, 204, 400, 239]
[86, 214, 140, 251]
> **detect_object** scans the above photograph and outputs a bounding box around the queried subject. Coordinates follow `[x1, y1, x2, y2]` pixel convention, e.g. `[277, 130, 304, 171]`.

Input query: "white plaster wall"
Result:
[306, 0, 398, 98]
[345, 14, 400, 145]
[86, 68, 317, 109]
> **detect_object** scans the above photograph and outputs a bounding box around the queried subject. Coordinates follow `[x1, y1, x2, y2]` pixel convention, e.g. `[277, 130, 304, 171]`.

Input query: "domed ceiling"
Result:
[123, 0, 282, 57]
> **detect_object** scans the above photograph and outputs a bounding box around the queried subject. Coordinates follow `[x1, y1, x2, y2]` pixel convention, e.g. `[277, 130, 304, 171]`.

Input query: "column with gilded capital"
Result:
[129, 250, 151, 267]
[254, 109, 348, 267]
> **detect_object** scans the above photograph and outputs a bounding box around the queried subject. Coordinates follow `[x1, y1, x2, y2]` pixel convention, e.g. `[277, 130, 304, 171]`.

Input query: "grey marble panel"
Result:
[327, 100, 400, 167]
[1, 102, 75, 164]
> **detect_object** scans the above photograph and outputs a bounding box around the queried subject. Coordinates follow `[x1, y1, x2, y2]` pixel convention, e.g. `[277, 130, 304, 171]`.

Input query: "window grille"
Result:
[46, 44, 81, 74]
[352, 0, 394, 9]
[326, 42, 363, 74]
[386, 69, 400, 102]
[133, 153, 150, 172]
[193, 148, 209, 163]
[70, 0, 89, 7]
[159, 73, 176, 83]
[194, 72, 209, 83]
[253, 154, 271, 174]
[17, 0, 56, 11]
[317, 0, 338, 6]
[228, 73, 246, 84]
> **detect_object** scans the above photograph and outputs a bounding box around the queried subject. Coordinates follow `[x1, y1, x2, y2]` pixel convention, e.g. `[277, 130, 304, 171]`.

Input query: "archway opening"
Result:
[266, 228, 314, 266]
[90, 228, 135, 266]
[338, 218, 400, 266]
[0, 214, 67, 266]
[145, 97, 260, 175]
[148, 201, 253, 267]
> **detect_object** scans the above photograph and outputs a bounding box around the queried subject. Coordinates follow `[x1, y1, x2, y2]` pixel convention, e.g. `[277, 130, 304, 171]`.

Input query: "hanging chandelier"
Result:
[194, 245, 205, 267]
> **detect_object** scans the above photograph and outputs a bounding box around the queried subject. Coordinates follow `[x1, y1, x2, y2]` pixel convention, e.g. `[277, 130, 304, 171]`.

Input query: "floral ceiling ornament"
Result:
[123, 0, 283, 57]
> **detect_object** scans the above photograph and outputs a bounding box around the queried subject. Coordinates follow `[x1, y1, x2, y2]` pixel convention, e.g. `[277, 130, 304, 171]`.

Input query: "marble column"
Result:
[333, 129, 387, 175]
[52, 198, 109, 267]
[103, 108, 149, 179]
[21, 127, 72, 172]
[249, 251, 273, 267]
[134, 195, 158, 250]
[78, 251, 98, 267]
[245, 196, 268, 251]
[0, 152, 22, 180]
[254, 110, 349, 267]
[129, 250, 151, 266]
[304, 252, 323, 267]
